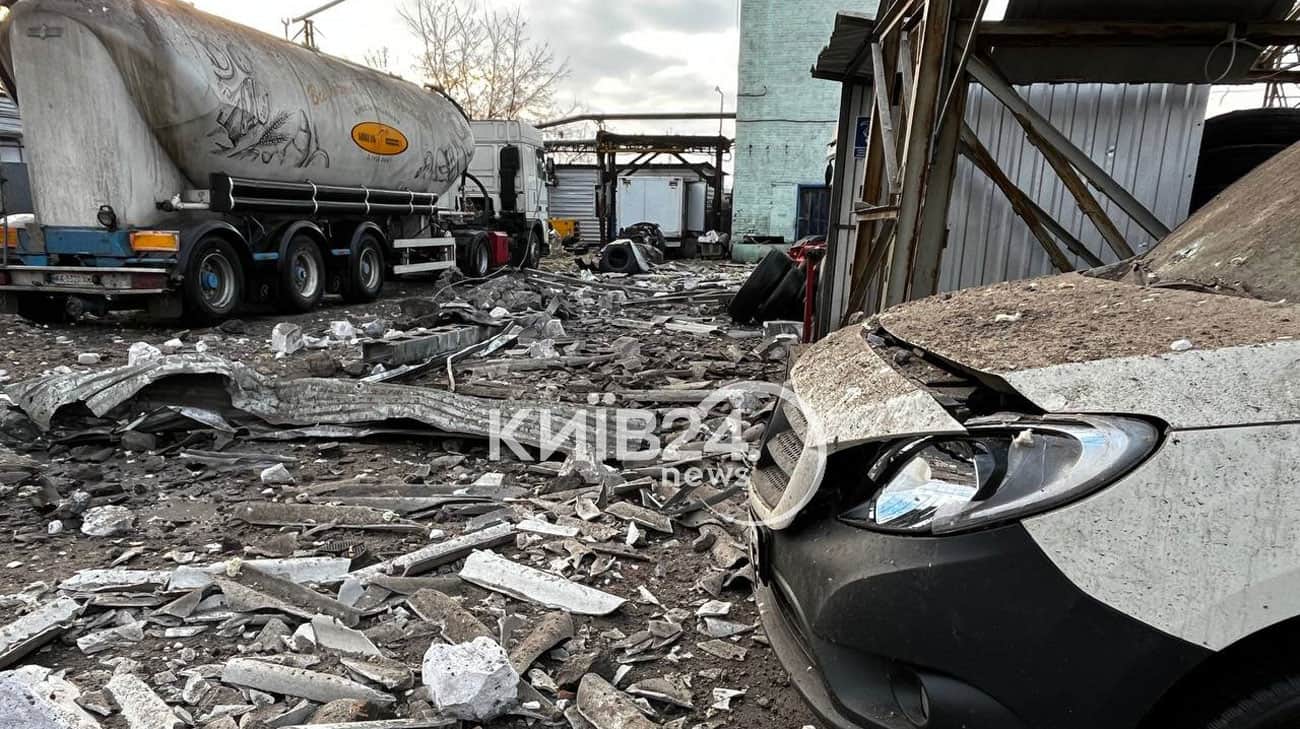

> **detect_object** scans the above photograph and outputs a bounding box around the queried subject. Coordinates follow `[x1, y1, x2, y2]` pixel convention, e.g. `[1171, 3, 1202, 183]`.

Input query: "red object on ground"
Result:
[487, 232, 512, 267]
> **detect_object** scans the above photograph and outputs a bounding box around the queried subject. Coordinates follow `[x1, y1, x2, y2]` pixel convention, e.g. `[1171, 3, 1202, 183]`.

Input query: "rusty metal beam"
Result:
[977, 20, 1300, 47]
[968, 56, 1171, 241]
[959, 128, 1076, 273]
[1021, 124, 1137, 260]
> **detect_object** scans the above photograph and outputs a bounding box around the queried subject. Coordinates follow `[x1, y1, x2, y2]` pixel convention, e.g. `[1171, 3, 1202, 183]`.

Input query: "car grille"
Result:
[751, 396, 808, 509]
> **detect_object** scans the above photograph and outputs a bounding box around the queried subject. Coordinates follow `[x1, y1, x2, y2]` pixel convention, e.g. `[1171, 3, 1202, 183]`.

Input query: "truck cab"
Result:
[454, 120, 552, 265]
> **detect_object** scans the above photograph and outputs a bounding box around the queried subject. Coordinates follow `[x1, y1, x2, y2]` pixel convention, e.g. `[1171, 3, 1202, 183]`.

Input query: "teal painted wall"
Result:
[733, 0, 872, 242]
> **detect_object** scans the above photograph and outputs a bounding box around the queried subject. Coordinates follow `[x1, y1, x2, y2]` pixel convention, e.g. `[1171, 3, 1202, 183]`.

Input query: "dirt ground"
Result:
[0, 257, 825, 729]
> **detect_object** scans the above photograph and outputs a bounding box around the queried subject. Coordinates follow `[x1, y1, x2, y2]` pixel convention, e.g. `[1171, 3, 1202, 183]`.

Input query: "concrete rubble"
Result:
[421, 636, 519, 720]
[0, 264, 806, 728]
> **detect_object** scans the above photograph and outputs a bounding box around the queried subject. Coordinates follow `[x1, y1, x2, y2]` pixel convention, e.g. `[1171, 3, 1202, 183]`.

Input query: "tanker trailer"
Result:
[0, 0, 494, 322]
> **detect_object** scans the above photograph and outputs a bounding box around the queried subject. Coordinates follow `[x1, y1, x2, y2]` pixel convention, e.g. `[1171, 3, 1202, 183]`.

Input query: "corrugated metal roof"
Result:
[939, 82, 1210, 293]
[551, 167, 601, 245]
[0, 93, 22, 139]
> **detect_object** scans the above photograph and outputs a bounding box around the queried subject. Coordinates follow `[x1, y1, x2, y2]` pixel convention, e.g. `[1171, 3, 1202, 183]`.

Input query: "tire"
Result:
[16, 294, 72, 325]
[757, 265, 807, 322]
[729, 249, 794, 324]
[600, 244, 633, 274]
[1202, 675, 1300, 729]
[514, 229, 541, 269]
[279, 235, 325, 313]
[1192, 109, 1300, 211]
[182, 236, 244, 324]
[460, 235, 490, 278]
[342, 234, 385, 304]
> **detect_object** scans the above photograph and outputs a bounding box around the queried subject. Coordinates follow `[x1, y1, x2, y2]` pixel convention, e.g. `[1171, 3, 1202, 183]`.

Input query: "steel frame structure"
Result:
[827, 0, 1300, 329]
[545, 131, 731, 243]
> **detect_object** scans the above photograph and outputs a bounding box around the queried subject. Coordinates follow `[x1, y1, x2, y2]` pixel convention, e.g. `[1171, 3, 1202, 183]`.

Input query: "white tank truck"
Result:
[0, 0, 549, 322]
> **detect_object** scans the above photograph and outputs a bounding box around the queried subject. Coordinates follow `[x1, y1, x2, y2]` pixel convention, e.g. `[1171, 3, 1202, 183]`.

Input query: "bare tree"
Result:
[395, 0, 569, 121]
[363, 46, 394, 74]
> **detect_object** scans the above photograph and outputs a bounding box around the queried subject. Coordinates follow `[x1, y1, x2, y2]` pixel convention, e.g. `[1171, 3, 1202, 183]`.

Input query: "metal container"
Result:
[0, 0, 475, 227]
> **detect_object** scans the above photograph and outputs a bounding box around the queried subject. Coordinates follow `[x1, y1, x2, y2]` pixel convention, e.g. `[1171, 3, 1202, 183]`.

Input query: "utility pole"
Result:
[283, 0, 351, 51]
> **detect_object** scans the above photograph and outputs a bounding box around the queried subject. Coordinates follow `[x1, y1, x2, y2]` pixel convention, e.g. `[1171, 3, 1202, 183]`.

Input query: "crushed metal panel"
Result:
[363, 326, 494, 366]
[6, 355, 620, 456]
[1025, 424, 1300, 651]
[1001, 341, 1300, 429]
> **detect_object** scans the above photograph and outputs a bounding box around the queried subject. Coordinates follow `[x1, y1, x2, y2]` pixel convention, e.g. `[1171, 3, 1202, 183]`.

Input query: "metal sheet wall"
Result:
[550, 166, 601, 245]
[939, 83, 1209, 292]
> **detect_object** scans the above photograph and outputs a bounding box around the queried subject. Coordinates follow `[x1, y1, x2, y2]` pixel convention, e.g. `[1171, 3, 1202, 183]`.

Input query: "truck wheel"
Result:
[280, 235, 325, 313]
[183, 237, 243, 323]
[460, 236, 490, 278]
[515, 229, 541, 269]
[342, 234, 385, 303]
[16, 294, 72, 325]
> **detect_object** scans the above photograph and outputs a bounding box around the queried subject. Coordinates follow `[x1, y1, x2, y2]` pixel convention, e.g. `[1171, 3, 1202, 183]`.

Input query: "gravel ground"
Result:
[0, 257, 826, 729]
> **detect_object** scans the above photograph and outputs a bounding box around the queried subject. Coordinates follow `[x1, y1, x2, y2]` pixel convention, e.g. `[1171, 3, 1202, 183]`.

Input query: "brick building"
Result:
[732, 0, 875, 243]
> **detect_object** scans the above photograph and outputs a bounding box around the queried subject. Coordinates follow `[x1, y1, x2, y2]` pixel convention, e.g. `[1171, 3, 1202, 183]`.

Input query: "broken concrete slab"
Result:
[222, 658, 395, 706]
[459, 551, 626, 617]
[350, 523, 516, 582]
[604, 502, 673, 534]
[280, 721, 456, 729]
[58, 569, 169, 593]
[406, 589, 493, 643]
[0, 666, 101, 729]
[696, 640, 747, 662]
[0, 597, 80, 669]
[105, 673, 182, 729]
[310, 615, 383, 658]
[626, 677, 694, 710]
[233, 502, 425, 534]
[340, 656, 414, 691]
[509, 612, 575, 675]
[421, 636, 520, 721]
[576, 673, 660, 729]
[170, 557, 353, 590]
[214, 566, 361, 627]
[76, 621, 144, 655]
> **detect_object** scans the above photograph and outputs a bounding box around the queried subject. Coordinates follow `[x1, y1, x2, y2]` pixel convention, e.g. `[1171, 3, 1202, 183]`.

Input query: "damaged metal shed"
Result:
[812, 0, 1300, 334]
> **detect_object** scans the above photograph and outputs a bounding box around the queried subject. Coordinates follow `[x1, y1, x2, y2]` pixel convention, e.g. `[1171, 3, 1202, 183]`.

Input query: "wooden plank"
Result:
[870, 42, 902, 192]
[886, 0, 953, 307]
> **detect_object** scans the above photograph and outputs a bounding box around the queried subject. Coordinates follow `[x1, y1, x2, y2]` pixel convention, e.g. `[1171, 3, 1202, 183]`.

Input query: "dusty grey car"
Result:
[750, 141, 1300, 729]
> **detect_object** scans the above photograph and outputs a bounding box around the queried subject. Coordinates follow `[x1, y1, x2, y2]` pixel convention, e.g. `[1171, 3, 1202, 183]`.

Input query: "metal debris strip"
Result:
[459, 550, 628, 616]
[5, 354, 622, 456]
[350, 523, 516, 582]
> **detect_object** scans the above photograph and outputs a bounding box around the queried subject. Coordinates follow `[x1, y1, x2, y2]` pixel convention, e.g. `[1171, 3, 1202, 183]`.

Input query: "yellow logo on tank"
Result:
[351, 122, 410, 156]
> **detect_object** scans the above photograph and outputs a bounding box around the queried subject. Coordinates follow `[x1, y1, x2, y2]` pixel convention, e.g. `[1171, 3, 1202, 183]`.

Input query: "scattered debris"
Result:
[105, 673, 182, 729]
[222, 658, 396, 706]
[459, 550, 627, 616]
[577, 673, 661, 729]
[79, 505, 135, 537]
[0, 597, 80, 669]
[421, 636, 520, 721]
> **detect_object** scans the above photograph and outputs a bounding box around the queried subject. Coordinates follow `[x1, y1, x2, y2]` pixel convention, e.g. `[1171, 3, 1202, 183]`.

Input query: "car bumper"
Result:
[753, 515, 1210, 729]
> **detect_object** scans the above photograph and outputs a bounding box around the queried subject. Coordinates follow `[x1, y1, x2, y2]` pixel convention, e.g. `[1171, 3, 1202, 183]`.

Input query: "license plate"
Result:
[50, 272, 95, 287]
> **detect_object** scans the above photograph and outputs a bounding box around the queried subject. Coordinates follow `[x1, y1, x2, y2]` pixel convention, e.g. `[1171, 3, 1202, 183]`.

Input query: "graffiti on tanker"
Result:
[200, 38, 330, 169]
[415, 145, 470, 184]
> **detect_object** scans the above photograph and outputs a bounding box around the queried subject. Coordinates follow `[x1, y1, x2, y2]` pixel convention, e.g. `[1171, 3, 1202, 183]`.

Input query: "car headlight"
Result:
[842, 415, 1159, 535]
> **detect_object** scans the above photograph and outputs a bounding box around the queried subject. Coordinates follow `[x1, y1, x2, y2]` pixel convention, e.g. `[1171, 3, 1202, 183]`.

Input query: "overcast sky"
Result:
[191, 0, 741, 139]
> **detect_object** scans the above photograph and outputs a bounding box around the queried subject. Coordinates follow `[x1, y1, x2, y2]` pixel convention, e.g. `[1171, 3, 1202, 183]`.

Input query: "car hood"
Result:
[874, 273, 1300, 429]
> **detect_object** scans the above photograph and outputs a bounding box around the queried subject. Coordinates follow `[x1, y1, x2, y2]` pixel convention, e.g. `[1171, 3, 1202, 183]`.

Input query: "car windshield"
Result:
[1139, 140, 1300, 303]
